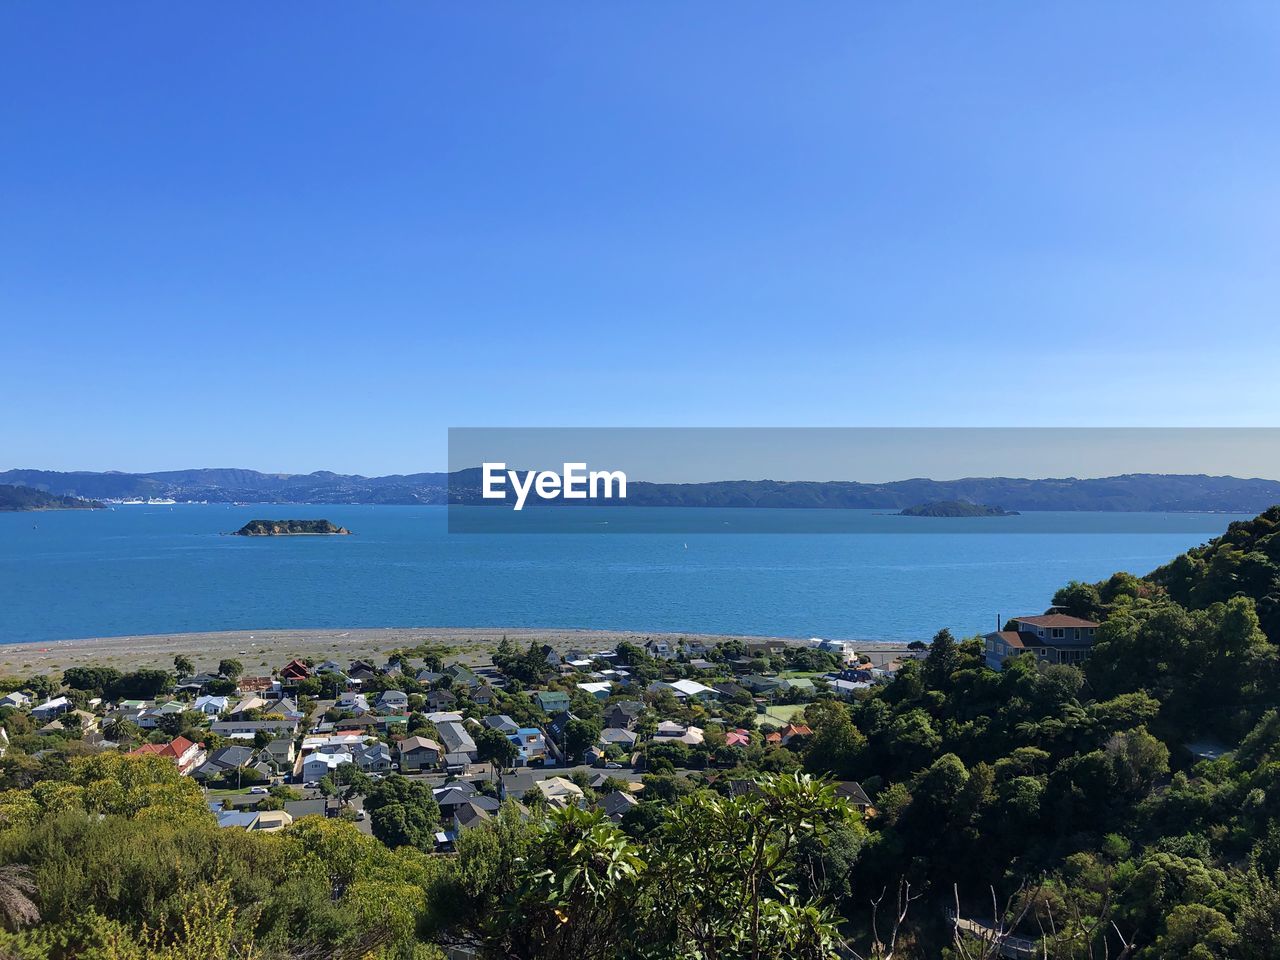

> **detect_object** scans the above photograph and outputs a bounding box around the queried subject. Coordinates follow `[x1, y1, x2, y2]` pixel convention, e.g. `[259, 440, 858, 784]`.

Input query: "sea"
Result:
[0, 504, 1248, 646]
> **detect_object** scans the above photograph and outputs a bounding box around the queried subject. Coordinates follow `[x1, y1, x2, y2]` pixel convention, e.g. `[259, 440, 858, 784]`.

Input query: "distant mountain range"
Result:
[4, 468, 1280, 512]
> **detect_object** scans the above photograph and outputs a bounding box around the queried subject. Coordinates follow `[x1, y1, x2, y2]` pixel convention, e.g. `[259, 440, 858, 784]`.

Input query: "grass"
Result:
[756, 703, 807, 726]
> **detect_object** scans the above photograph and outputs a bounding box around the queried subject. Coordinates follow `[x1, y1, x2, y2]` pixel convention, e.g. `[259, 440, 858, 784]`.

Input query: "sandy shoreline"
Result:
[0, 626, 914, 676]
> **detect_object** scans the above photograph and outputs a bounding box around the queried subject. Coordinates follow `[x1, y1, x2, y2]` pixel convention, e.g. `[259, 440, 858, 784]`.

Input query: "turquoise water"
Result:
[0, 505, 1245, 645]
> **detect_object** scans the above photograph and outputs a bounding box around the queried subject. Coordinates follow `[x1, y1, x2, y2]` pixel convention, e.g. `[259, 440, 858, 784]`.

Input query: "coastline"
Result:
[0, 626, 916, 675]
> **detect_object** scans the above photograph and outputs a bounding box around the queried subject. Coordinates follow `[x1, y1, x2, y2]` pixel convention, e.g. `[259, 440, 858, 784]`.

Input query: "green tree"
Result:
[475, 726, 519, 771]
[363, 774, 440, 851]
[563, 717, 602, 762]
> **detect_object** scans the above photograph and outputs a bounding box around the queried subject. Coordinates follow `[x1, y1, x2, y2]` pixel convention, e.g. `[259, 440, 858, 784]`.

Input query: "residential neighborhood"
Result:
[0, 632, 916, 849]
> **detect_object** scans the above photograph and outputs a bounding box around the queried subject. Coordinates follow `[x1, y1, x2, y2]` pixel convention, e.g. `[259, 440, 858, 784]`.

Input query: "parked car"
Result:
[249, 786, 269, 795]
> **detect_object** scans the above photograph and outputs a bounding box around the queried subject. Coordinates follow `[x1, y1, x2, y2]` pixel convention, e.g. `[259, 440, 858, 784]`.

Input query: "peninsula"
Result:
[0, 483, 103, 511]
[897, 500, 1019, 517]
[232, 519, 351, 536]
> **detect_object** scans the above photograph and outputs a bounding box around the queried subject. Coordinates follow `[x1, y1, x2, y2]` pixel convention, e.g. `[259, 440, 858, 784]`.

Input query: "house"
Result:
[210, 718, 298, 739]
[235, 676, 280, 697]
[746, 641, 788, 658]
[193, 695, 229, 716]
[818, 639, 858, 662]
[534, 691, 571, 714]
[835, 781, 873, 813]
[510, 727, 548, 764]
[713, 681, 750, 700]
[652, 721, 705, 746]
[39, 709, 99, 735]
[599, 727, 638, 750]
[302, 732, 366, 754]
[216, 809, 293, 832]
[741, 675, 783, 695]
[353, 741, 393, 773]
[648, 679, 717, 701]
[444, 752, 474, 772]
[544, 710, 576, 747]
[0, 691, 32, 710]
[139, 700, 186, 729]
[399, 735, 442, 771]
[260, 697, 304, 721]
[984, 614, 1100, 670]
[192, 745, 262, 782]
[31, 696, 71, 722]
[301, 751, 352, 783]
[724, 779, 766, 799]
[766, 723, 812, 747]
[261, 737, 296, 770]
[484, 715, 520, 735]
[536, 776, 585, 808]
[437, 721, 478, 761]
[332, 691, 367, 715]
[683, 639, 712, 658]
[426, 689, 457, 711]
[829, 678, 871, 699]
[725, 728, 752, 748]
[446, 664, 481, 689]
[453, 800, 495, 831]
[423, 710, 464, 725]
[130, 735, 206, 776]
[416, 668, 444, 685]
[375, 689, 409, 714]
[597, 790, 638, 822]
[577, 681, 612, 700]
[227, 695, 268, 717]
[778, 678, 816, 698]
[283, 799, 331, 820]
[176, 672, 223, 695]
[333, 715, 380, 734]
[643, 639, 676, 660]
[603, 700, 645, 729]
[471, 684, 496, 706]
[279, 659, 311, 682]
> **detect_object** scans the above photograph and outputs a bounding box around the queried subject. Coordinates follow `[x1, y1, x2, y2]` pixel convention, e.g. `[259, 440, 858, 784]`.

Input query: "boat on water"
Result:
[147, 497, 177, 505]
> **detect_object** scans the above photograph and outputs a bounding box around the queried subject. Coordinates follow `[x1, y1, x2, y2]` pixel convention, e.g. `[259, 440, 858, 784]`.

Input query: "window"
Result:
[1051, 628, 1064, 639]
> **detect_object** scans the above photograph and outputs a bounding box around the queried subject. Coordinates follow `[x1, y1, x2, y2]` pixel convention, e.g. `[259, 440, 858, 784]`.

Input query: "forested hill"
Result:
[1052, 504, 1280, 646]
[1040, 504, 1279, 747]
[1147, 505, 1280, 640]
[0, 484, 102, 511]
[5, 467, 1280, 512]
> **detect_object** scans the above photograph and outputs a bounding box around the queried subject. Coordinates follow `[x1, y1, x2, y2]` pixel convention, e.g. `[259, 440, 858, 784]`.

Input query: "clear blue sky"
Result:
[3, 3, 1279, 475]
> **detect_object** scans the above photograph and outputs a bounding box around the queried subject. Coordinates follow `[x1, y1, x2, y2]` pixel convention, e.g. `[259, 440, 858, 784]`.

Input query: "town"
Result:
[0, 617, 1100, 848]
[0, 632, 926, 842]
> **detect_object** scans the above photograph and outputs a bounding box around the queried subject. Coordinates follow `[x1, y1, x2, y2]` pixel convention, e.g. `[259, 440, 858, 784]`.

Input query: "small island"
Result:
[897, 500, 1019, 517]
[0, 484, 104, 511]
[232, 519, 351, 536]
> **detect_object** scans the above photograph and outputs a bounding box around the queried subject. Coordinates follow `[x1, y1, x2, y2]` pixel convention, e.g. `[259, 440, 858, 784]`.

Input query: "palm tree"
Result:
[0, 865, 38, 931]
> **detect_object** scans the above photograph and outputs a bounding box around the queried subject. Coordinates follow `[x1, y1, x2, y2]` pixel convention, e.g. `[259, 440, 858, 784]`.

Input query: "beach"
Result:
[0, 626, 915, 676]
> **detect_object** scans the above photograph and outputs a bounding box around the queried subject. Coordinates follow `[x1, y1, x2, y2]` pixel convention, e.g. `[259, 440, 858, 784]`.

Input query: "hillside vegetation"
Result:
[232, 519, 351, 536]
[0, 484, 102, 511]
